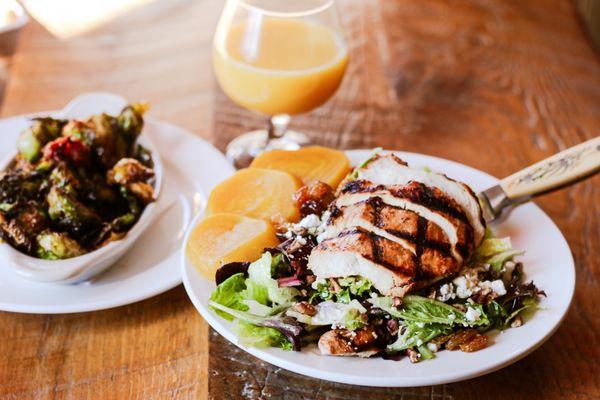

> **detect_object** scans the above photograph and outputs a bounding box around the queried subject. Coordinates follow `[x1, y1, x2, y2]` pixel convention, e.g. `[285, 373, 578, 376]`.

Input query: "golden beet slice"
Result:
[206, 168, 301, 224]
[186, 213, 279, 280]
[250, 146, 351, 189]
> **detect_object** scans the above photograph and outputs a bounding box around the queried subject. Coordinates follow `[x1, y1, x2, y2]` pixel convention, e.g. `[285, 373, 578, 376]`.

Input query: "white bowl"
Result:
[0, 93, 163, 284]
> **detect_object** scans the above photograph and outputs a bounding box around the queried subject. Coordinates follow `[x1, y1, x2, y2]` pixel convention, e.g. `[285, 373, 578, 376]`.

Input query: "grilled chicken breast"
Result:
[309, 154, 486, 297]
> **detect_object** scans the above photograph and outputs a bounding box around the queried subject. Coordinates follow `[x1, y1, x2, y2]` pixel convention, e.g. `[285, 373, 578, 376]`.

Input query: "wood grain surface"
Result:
[0, 0, 598, 399]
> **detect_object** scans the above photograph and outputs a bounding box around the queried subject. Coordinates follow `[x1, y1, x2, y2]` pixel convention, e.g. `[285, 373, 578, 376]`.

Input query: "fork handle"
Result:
[499, 136, 600, 200]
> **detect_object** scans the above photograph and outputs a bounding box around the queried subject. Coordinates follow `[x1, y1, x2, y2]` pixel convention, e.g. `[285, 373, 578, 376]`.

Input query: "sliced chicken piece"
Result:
[319, 198, 418, 255]
[309, 226, 459, 296]
[334, 181, 475, 262]
[355, 154, 485, 246]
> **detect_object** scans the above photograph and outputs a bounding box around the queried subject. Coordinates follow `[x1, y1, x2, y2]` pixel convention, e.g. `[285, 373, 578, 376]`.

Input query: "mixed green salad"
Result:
[209, 227, 545, 362]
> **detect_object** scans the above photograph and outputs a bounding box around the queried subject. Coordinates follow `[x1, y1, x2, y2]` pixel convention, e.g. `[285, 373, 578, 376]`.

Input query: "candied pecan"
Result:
[293, 181, 334, 217]
[406, 348, 421, 363]
[392, 297, 403, 307]
[470, 288, 495, 304]
[292, 301, 317, 316]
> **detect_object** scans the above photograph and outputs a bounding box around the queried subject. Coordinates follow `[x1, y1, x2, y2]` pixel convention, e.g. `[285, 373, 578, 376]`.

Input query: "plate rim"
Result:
[181, 149, 576, 387]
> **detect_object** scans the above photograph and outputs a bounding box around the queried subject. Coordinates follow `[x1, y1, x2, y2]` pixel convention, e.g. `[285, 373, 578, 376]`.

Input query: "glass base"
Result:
[226, 129, 310, 169]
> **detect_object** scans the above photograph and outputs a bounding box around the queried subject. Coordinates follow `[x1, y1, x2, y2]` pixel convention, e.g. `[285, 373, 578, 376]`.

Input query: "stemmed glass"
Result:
[212, 0, 348, 167]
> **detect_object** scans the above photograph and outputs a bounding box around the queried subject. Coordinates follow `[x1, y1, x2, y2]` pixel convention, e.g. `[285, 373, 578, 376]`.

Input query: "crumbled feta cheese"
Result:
[295, 236, 307, 246]
[448, 313, 456, 320]
[427, 342, 439, 352]
[465, 307, 481, 322]
[453, 276, 473, 299]
[416, 339, 423, 346]
[437, 283, 456, 302]
[480, 279, 507, 297]
[299, 214, 321, 229]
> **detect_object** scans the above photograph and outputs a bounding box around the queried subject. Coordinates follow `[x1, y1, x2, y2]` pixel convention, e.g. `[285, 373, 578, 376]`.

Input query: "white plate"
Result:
[181, 149, 575, 387]
[0, 93, 234, 313]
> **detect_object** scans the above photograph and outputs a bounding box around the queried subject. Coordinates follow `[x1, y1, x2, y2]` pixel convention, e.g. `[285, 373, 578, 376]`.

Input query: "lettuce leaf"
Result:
[473, 234, 524, 275]
[209, 301, 303, 350]
[247, 252, 299, 306]
[388, 322, 452, 352]
[232, 320, 292, 350]
[369, 295, 488, 327]
[209, 273, 248, 320]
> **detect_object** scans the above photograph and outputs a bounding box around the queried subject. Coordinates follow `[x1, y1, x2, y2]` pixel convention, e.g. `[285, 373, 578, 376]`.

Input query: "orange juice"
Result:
[213, 18, 348, 115]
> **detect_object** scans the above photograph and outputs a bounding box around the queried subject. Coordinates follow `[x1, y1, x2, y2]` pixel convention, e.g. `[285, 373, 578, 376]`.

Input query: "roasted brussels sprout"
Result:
[36, 230, 84, 260]
[0, 170, 45, 206]
[14, 203, 48, 235]
[47, 186, 101, 236]
[118, 103, 149, 149]
[0, 212, 34, 254]
[88, 113, 127, 168]
[1, 103, 155, 259]
[50, 163, 82, 195]
[17, 118, 65, 163]
[107, 158, 154, 186]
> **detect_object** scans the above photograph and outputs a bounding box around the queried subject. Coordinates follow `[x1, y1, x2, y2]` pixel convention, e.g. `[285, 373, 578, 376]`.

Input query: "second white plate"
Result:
[182, 149, 575, 387]
[0, 93, 235, 313]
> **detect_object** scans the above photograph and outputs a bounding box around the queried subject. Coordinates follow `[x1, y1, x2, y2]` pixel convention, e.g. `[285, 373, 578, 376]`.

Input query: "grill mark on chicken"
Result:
[414, 217, 427, 279]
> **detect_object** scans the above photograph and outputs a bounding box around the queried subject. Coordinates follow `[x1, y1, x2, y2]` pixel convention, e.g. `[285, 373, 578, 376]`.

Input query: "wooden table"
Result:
[0, 0, 598, 399]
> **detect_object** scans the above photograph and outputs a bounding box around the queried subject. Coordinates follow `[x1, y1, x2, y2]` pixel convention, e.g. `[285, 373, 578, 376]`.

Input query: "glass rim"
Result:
[237, 0, 335, 18]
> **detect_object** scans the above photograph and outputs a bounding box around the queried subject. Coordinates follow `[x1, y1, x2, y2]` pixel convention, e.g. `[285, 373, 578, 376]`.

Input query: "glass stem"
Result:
[267, 114, 291, 140]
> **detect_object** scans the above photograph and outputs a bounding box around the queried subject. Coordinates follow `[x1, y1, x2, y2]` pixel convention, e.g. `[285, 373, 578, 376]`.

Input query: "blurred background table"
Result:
[0, 0, 598, 399]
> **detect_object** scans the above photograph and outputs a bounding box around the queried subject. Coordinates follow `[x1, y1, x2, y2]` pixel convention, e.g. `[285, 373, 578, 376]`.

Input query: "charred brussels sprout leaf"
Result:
[36, 230, 84, 260]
